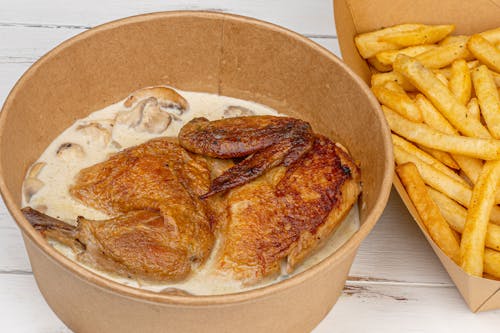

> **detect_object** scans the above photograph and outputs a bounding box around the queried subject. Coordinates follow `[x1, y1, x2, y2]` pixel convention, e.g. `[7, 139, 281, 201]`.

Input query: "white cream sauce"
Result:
[22, 87, 360, 295]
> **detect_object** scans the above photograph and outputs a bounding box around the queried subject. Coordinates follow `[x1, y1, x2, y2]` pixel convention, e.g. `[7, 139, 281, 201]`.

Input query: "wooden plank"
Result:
[0, 26, 84, 64]
[349, 189, 453, 285]
[316, 282, 500, 332]
[0, 274, 71, 333]
[0, 0, 336, 37]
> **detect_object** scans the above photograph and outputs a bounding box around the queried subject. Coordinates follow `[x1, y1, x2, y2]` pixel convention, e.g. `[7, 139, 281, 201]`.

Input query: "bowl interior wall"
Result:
[0, 12, 389, 239]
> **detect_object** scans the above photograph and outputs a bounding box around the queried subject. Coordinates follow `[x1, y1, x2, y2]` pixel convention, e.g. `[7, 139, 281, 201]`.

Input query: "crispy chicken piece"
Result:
[217, 135, 361, 283]
[179, 116, 314, 197]
[179, 116, 360, 284]
[22, 208, 191, 281]
[27, 138, 216, 281]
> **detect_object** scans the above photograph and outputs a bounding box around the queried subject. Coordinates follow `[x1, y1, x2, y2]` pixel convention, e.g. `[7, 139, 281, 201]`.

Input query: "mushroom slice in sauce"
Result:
[56, 143, 85, 161]
[23, 162, 46, 202]
[123, 86, 189, 113]
[223, 105, 255, 118]
[76, 122, 111, 148]
[159, 287, 193, 296]
[116, 97, 172, 134]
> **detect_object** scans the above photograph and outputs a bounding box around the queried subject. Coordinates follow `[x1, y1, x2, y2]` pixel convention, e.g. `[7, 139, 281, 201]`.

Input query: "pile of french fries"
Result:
[355, 24, 500, 280]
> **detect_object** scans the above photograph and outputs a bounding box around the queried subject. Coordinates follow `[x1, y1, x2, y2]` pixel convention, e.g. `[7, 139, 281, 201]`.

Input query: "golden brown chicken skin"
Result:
[179, 116, 314, 197]
[22, 208, 191, 281]
[179, 115, 360, 284]
[59, 138, 215, 281]
[216, 135, 361, 283]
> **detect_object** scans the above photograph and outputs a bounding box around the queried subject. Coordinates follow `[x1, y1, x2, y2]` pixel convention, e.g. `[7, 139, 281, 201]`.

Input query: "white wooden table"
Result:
[0, 1, 499, 332]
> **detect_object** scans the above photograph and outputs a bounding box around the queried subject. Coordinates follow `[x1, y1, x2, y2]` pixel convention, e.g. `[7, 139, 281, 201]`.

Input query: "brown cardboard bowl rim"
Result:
[0, 11, 393, 306]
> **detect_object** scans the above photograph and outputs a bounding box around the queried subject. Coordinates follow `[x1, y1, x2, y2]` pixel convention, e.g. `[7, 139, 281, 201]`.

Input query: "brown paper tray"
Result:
[334, 0, 500, 312]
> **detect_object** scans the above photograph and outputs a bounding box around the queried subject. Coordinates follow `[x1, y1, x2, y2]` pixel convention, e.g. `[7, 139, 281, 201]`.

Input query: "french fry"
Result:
[393, 54, 491, 138]
[393, 144, 500, 225]
[460, 160, 500, 276]
[392, 134, 465, 183]
[416, 40, 472, 69]
[375, 44, 438, 66]
[434, 72, 449, 86]
[492, 71, 500, 87]
[467, 34, 500, 73]
[382, 80, 406, 93]
[471, 65, 500, 139]
[484, 249, 500, 279]
[428, 187, 500, 251]
[466, 98, 480, 122]
[367, 57, 392, 72]
[371, 71, 417, 91]
[394, 145, 471, 204]
[380, 24, 454, 47]
[433, 60, 480, 79]
[372, 85, 422, 122]
[383, 106, 500, 160]
[396, 163, 461, 263]
[449, 59, 472, 105]
[439, 35, 469, 46]
[412, 94, 486, 190]
[480, 27, 500, 45]
[355, 24, 423, 59]
[418, 145, 459, 170]
[413, 94, 485, 185]
[415, 94, 457, 134]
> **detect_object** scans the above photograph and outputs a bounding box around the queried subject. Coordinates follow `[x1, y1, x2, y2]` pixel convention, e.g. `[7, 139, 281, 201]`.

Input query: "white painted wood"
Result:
[0, 274, 70, 333]
[0, 1, 499, 332]
[0, 0, 336, 36]
[350, 189, 453, 285]
[316, 282, 500, 332]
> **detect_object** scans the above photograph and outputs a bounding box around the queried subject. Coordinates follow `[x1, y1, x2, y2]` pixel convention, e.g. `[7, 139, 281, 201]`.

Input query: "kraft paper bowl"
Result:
[0, 11, 393, 332]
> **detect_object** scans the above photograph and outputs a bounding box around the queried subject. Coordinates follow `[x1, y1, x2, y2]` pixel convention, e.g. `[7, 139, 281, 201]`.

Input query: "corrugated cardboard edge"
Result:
[334, 0, 500, 312]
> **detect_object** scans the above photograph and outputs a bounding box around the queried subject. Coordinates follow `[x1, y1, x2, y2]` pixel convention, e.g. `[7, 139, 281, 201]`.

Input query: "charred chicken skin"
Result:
[178, 117, 360, 283]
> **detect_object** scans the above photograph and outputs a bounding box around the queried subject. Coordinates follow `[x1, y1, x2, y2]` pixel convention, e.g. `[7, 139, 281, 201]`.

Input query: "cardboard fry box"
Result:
[334, 0, 500, 312]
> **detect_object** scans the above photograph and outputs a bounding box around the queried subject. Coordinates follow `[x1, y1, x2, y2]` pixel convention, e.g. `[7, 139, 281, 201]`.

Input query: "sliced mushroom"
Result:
[23, 178, 44, 202]
[76, 123, 111, 148]
[116, 97, 172, 134]
[159, 287, 193, 296]
[223, 105, 255, 118]
[23, 162, 47, 202]
[56, 143, 85, 161]
[28, 162, 46, 179]
[34, 204, 48, 213]
[123, 86, 189, 113]
[110, 140, 122, 150]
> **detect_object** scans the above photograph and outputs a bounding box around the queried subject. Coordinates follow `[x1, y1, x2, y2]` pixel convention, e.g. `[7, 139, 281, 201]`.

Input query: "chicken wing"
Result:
[179, 116, 314, 197]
